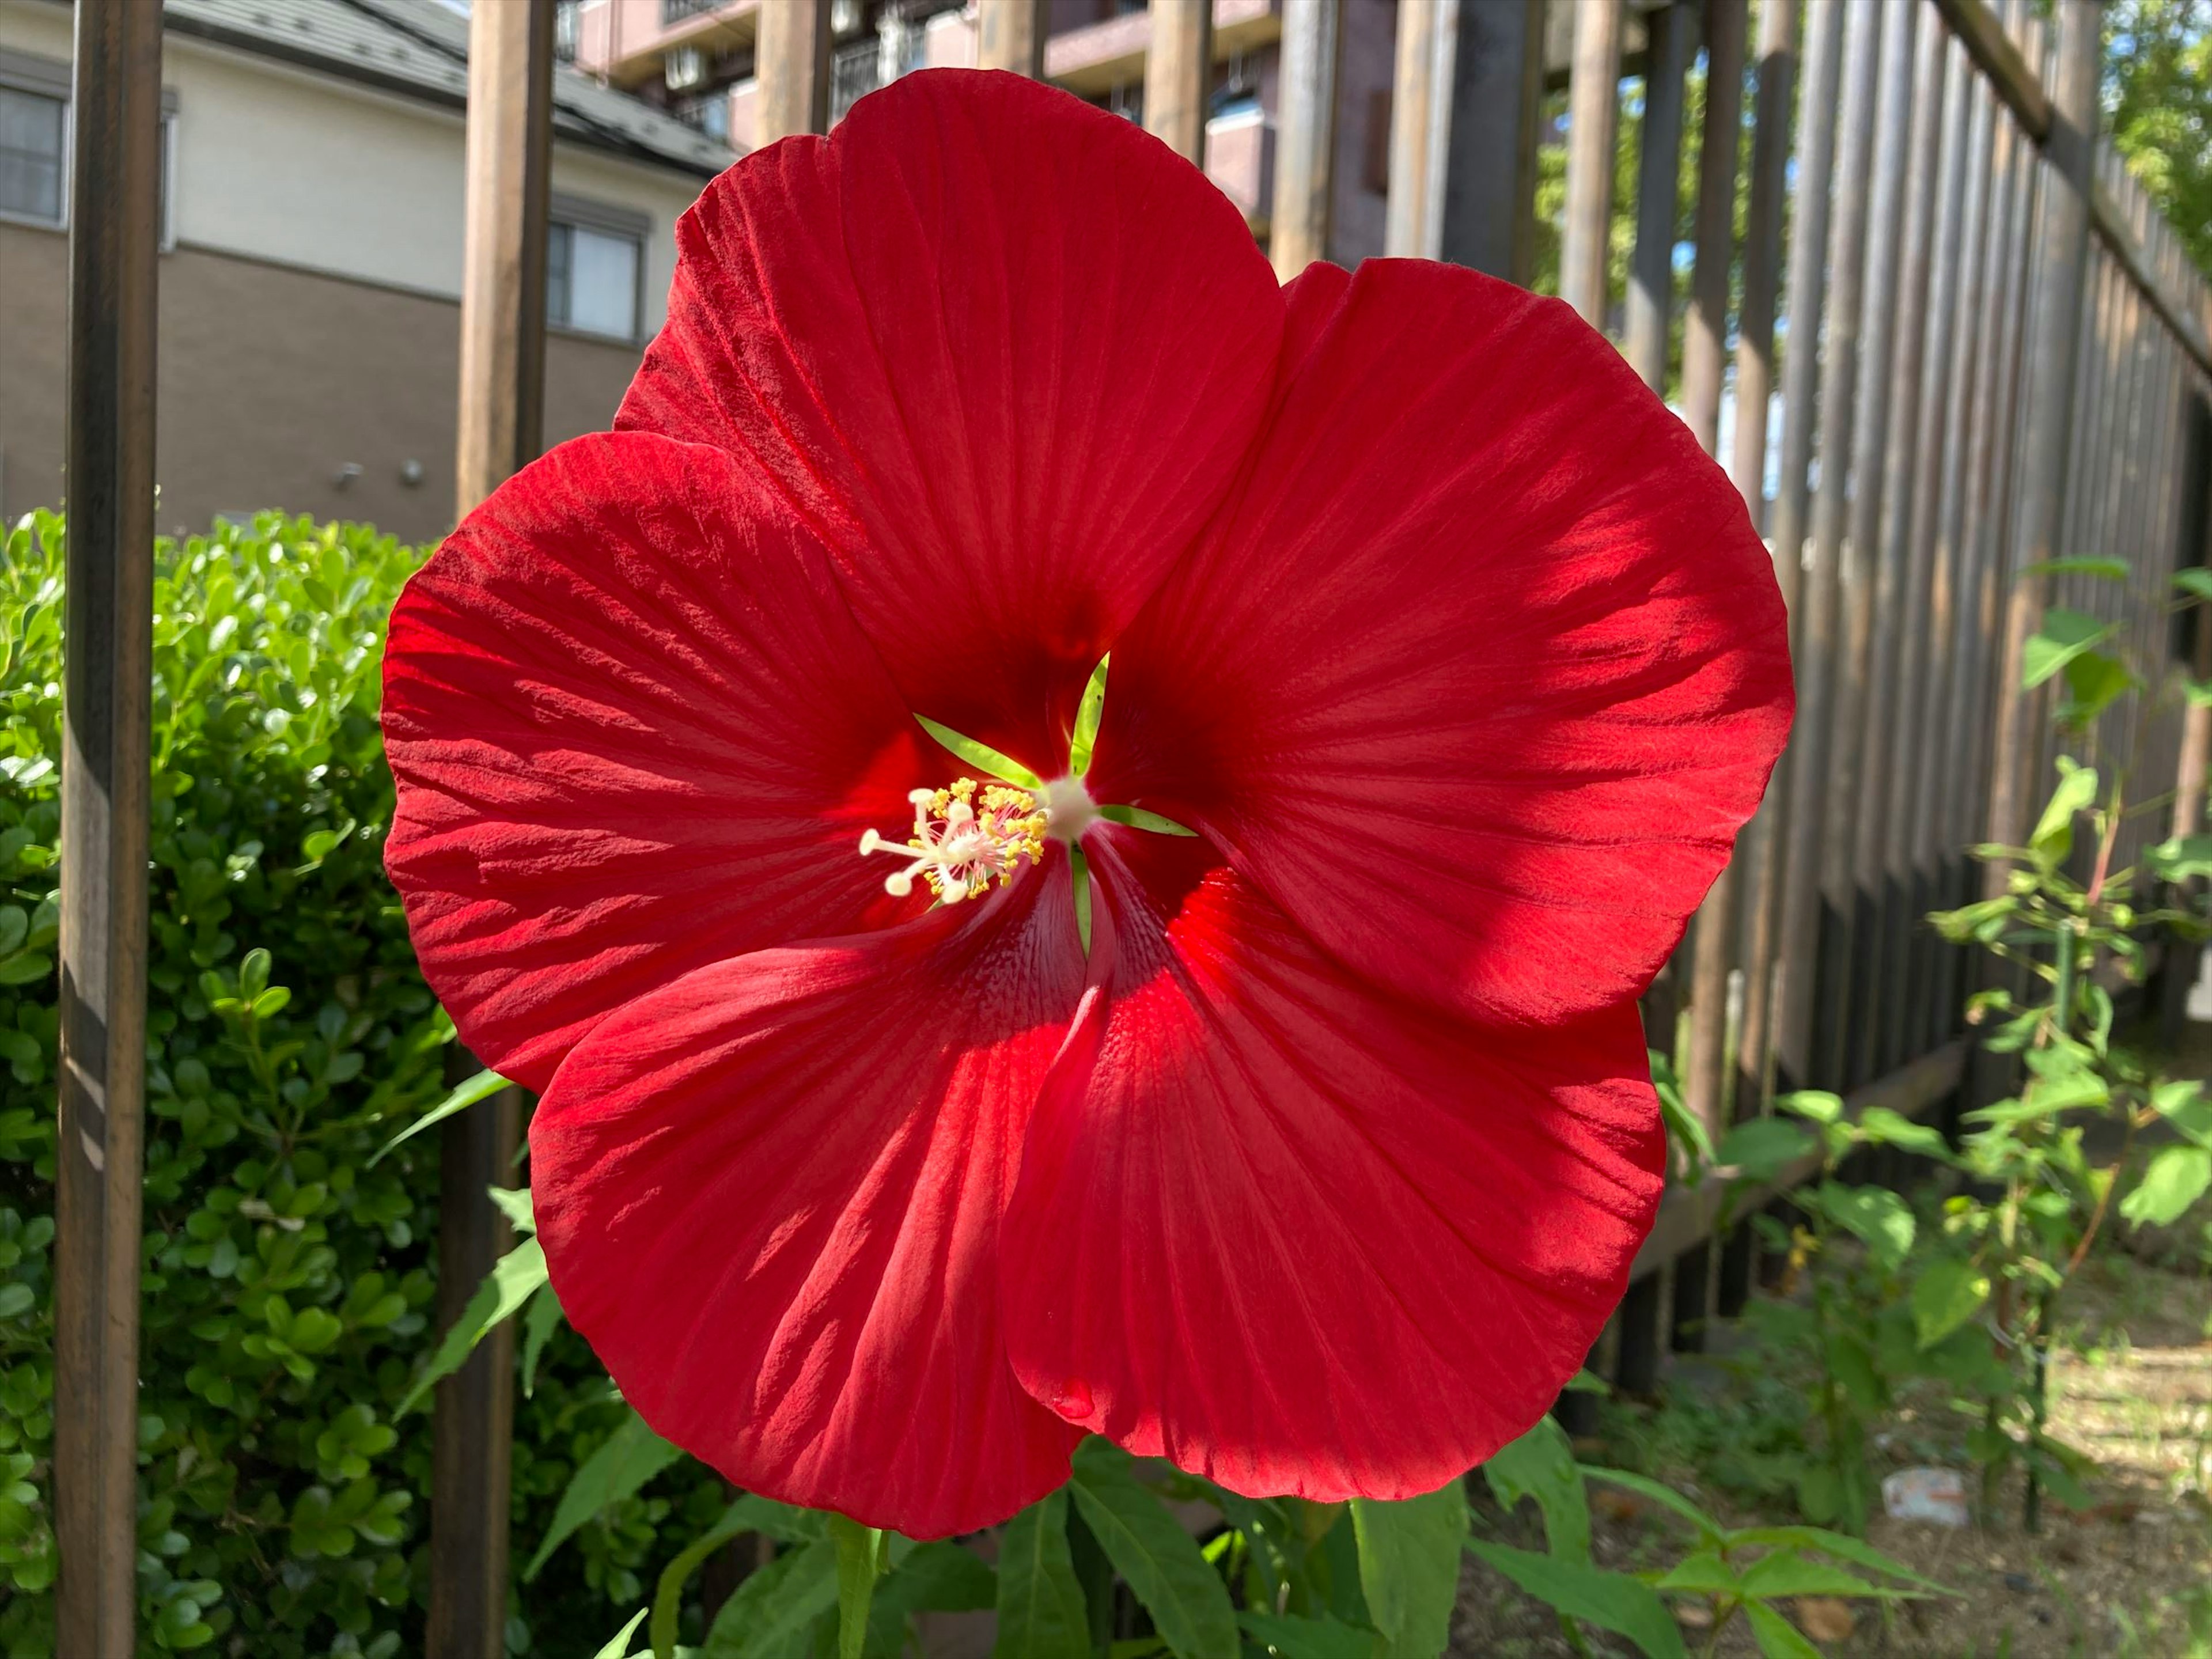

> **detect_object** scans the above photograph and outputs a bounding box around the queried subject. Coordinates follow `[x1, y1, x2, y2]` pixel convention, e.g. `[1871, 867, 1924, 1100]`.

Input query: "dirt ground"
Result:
[1455, 1250, 2212, 1657]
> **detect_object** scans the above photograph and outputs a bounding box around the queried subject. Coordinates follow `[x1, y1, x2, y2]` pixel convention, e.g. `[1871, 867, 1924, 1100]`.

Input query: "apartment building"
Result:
[0, 0, 727, 542]
[563, 0, 1402, 266]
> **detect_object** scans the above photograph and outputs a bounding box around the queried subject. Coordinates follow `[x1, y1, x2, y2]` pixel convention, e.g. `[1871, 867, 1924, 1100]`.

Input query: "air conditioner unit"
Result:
[664, 46, 706, 90]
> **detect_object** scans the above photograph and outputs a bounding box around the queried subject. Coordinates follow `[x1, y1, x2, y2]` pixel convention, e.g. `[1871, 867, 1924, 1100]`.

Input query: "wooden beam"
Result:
[1145, 0, 1213, 165]
[756, 0, 832, 143]
[1559, 0, 1623, 328]
[54, 2, 161, 1652]
[1624, 0, 1690, 391]
[975, 0, 1048, 79]
[430, 5, 551, 1655]
[1268, 0, 1339, 278]
[1933, 0, 2052, 142]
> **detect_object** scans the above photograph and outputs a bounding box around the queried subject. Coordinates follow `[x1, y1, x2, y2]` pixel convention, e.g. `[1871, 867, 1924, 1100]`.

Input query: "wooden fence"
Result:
[46, 0, 2212, 1653]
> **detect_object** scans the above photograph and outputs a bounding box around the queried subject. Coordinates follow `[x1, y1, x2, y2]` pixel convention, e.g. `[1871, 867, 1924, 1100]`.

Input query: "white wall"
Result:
[0, 0, 707, 334]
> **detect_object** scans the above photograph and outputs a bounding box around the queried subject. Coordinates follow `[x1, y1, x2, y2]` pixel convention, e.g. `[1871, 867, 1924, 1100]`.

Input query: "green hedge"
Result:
[0, 512, 721, 1658]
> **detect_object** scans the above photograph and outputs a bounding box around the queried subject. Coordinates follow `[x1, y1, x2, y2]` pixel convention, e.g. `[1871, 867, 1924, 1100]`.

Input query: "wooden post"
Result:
[1559, 0, 1623, 329]
[1382, 0, 1449, 258]
[1145, 0, 1213, 165]
[757, 0, 832, 143]
[1625, 0, 1691, 392]
[1270, 0, 1340, 278]
[1440, 0, 1547, 283]
[1983, 0, 2101, 884]
[975, 0, 1048, 78]
[54, 3, 161, 1653]
[430, 5, 551, 1656]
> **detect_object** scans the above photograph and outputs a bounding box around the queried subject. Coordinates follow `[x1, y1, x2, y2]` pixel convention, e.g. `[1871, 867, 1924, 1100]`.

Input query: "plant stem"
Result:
[2024, 1287, 2052, 1535]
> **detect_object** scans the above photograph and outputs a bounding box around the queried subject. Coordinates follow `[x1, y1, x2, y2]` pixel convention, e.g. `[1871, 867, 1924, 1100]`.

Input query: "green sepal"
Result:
[915, 715, 1044, 790]
[1095, 804, 1197, 836]
[1070, 843, 1093, 955]
[1069, 655, 1109, 777]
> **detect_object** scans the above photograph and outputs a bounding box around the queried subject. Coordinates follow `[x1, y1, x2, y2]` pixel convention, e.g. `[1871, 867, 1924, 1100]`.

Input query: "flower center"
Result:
[1038, 775, 1096, 843]
[858, 778, 1047, 903]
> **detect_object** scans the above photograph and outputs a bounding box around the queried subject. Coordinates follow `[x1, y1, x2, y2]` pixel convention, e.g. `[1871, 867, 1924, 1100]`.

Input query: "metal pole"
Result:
[1561, 0, 1624, 328]
[430, 4, 550, 1654]
[1983, 0, 2101, 885]
[975, 0, 1049, 77]
[1384, 0, 1452, 258]
[1270, 0, 1340, 277]
[1145, 0, 1213, 165]
[1438, 0, 1548, 282]
[1626, 1, 1692, 392]
[757, 0, 832, 143]
[54, 2, 161, 1652]
[1775, 0, 1882, 1093]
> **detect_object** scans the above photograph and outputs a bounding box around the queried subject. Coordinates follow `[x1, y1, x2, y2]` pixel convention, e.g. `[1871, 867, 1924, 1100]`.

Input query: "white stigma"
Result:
[858, 780, 1047, 904]
[1039, 775, 1097, 843]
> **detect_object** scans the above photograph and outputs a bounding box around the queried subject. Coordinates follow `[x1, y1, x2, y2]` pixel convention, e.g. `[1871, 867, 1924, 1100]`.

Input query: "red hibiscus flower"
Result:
[382, 70, 1791, 1539]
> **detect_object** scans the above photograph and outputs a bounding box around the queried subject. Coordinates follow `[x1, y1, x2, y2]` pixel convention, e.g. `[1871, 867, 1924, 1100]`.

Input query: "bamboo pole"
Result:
[54, 2, 161, 1652]
[1145, 0, 1213, 165]
[430, 3, 551, 1654]
[1626, 0, 1692, 392]
[757, 0, 832, 143]
[1270, 0, 1340, 277]
[1560, 0, 1623, 329]
[1382, 0, 1450, 258]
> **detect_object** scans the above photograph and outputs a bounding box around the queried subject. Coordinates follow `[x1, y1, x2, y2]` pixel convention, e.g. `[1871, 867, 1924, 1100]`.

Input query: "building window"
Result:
[0, 84, 64, 224]
[547, 217, 641, 342]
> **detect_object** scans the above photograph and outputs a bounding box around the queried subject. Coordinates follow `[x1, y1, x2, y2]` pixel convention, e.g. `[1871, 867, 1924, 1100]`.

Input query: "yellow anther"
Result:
[858, 776, 1047, 903]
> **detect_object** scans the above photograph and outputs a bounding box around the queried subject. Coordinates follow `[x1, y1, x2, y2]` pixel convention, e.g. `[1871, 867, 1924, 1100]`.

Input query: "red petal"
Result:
[618, 70, 1284, 768]
[382, 430, 933, 1092]
[1089, 262, 1793, 1028]
[1001, 834, 1661, 1499]
[532, 866, 1088, 1537]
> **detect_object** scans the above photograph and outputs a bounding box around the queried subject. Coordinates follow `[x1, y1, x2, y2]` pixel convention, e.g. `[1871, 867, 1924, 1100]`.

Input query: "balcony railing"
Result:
[662, 0, 722, 24]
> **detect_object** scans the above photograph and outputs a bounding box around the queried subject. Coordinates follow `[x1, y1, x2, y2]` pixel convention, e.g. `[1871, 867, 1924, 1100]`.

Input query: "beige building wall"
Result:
[0, 0, 715, 547]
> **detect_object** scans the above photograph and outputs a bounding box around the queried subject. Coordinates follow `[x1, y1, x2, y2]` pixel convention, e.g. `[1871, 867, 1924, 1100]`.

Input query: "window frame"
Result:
[0, 47, 179, 248]
[547, 191, 649, 347]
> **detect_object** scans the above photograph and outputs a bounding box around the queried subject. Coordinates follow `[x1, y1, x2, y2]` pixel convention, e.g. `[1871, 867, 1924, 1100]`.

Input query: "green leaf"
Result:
[1069, 1440, 1237, 1659]
[1911, 1256, 1990, 1349]
[2060, 650, 2135, 725]
[520, 1281, 565, 1397]
[397, 1235, 547, 1415]
[1479, 1415, 1589, 1564]
[651, 1498, 828, 1659]
[1349, 1480, 1467, 1659]
[914, 715, 1044, 790]
[1855, 1106, 1949, 1160]
[2024, 556, 2130, 581]
[2152, 1081, 2212, 1148]
[2148, 833, 2212, 881]
[1652, 1550, 1743, 1594]
[2021, 610, 2116, 690]
[1461, 1541, 1684, 1659]
[525, 1409, 684, 1580]
[1069, 656, 1109, 777]
[487, 1184, 536, 1233]
[1743, 1603, 1823, 1659]
[1094, 804, 1198, 836]
[1237, 1613, 1378, 1659]
[2119, 1145, 2212, 1227]
[1070, 842, 1093, 956]
[1575, 1469, 1722, 1547]
[1773, 1090, 1843, 1126]
[702, 1537, 840, 1659]
[1715, 1118, 1816, 1182]
[593, 1609, 650, 1659]
[1816, 1183, 1915, 1274]
[2029, 761, 2100, 868]
[993, 1490, 1089, 1659]
[2173, 567, 2212, 603]
[370, 1067, 511, 1167]
[1738, 1550, 1916, 1600]
[1721, 1527, 1948, 1593]
[831, 1515, 889, 1659]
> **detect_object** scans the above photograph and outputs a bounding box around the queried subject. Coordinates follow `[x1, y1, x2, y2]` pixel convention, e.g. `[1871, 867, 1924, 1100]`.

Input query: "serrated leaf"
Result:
[2119, 1145, 2212, 1227]
[1576, 1469, 1722, 1546]
[2021, 611, 2116, 690]
[1855, 1106, 1949, 1160]
[1816, 1183, 1915, 1274]
[1237, 1612, 1378, 1659]
[702, 1537, 839, 1659]
[398, 1235, 547, 1415]
[1462, 1541, 1684, 1659]
[1738, 1550, 1917, 1600]
[994, 1490, 1089, 1659]
[1350, 1481, 1467, 1659]
[1744, 1602, 1823, 1659]
[520, 1281, 565, 1397]
[915, 715, 1043, 790]
[1721, 1527, 1948, 1592]
[2152, 1081, 2212, 1148]
[526, 1408, 684, 1580]
[1479, 1415, 1589, 1564]
[1069, 1440, 1236, 1659]
[1715, 1117, 1816, 1182]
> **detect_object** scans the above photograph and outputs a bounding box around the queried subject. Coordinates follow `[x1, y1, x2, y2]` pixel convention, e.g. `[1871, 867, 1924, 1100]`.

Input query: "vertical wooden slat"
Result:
[54, 3, 161, 1653]
[1774, 0, 1882, 1093]
[975, 0, 1049, 77]
[1850, 2, 1947, 1085]
[1437, 0, 1547, 282]
[1270, 0, 1341, 278]
[1560, 0, 1623, 328]
[1822, 0, 1916, 1091]
[1681, 0, 1748, 1150]
[757, 0, 832, 143]
[431, 5, 551, 1656]
[1382, 0, 1450, 258]
[1145, 0, 1213, 165]
[1626, 1, 1692, 391]
[1983, 0, 2101, 885]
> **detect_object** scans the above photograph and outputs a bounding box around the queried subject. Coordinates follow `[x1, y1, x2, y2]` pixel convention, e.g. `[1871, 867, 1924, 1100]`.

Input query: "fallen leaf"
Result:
[1795, 1597, 1855, 1642]
[1673, 1601, 1715, 1630]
